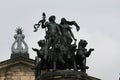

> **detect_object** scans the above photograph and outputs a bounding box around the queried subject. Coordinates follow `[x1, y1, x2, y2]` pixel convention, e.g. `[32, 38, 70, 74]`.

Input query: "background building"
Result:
[0, 28, 35, 80]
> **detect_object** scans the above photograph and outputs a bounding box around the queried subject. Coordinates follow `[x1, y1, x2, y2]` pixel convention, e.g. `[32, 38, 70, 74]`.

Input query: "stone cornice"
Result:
[0, 56, 35, 69]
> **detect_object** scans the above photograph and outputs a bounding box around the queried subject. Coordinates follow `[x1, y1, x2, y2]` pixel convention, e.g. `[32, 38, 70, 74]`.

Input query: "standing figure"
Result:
[60, 18, 80, 46]
[76, 39, 94, 72]
[33, 14, 65, 71]
[59, 18, 80, 70]
[41, 15, 61, 48]
[41, 16, 65, 71]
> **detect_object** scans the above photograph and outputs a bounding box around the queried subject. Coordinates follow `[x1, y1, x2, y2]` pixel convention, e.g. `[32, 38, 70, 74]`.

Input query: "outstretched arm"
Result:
[69, 28, 77, 41]
[32, 48, 39, 53]
[67, 21, 80, 31]
[85, 48, 94, 57]
[41, 21, 48, 28]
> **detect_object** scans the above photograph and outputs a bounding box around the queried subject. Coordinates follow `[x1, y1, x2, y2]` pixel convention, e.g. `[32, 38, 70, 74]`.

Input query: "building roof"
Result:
[0, 56, 34, 69]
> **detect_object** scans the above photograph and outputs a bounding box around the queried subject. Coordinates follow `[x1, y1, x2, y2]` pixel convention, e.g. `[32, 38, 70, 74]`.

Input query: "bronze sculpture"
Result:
[59, 18, 80, 46]
[76, 39, 94, 72]
[32, 13, 94, 80]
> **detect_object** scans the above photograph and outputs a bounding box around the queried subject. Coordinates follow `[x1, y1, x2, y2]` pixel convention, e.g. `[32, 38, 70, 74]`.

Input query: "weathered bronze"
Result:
[76, 39, 94, 72]
[32, 13, 94, 80]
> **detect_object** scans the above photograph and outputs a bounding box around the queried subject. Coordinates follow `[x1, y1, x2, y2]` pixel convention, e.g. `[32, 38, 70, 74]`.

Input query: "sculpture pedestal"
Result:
[11, 53, 29, 59]
[41, 70, 99, 80]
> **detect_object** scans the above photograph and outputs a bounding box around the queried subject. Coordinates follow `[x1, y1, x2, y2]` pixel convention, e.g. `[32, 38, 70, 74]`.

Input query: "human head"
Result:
[60, 18, 67, 24]
[49, 15, 56, 22]
[38, 40, 46, 47]
[79, 39, 88, 48]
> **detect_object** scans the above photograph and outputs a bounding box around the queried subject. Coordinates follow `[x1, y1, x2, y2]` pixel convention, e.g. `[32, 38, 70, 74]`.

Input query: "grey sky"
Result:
[0, 0, 120, 80]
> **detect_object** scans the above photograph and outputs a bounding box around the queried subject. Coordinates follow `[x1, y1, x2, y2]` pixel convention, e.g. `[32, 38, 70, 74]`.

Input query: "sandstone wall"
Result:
[0, 63, 35, 80]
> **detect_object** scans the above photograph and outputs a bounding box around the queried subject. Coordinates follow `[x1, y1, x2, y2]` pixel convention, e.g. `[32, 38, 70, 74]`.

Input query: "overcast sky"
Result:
[0, 0, 120, 80]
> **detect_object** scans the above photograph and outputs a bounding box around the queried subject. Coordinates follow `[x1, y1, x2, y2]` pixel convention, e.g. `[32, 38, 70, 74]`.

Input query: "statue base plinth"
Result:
[41, 70, 99, 80]
[11, 53, 29, 59]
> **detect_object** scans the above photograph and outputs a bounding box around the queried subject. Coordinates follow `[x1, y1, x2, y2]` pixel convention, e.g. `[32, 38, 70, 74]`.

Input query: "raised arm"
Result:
[69, 28, 77, 41]
[41, 21, 47, 28]
[67, 21, 80, 31]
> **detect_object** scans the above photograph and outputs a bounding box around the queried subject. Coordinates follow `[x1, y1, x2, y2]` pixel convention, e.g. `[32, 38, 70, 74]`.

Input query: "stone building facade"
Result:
[0, 56, 35, 80]
[0, 28, 35, 80]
